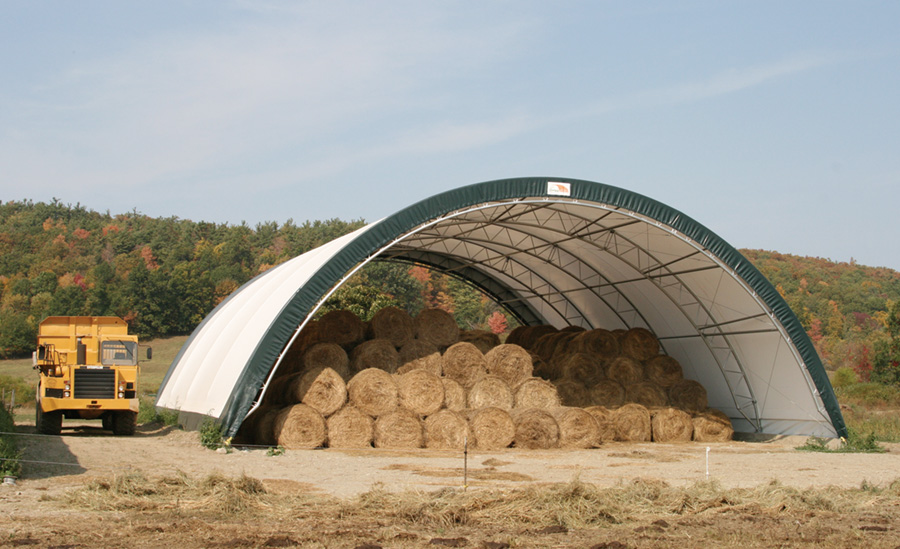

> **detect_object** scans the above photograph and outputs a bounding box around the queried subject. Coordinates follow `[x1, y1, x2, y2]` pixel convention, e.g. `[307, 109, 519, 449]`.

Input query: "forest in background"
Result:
[1, 199, 899, 384]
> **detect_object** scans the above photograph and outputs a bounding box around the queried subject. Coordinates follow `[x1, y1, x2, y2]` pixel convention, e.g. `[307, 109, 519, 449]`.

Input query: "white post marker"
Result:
[706, 446, 711, 480]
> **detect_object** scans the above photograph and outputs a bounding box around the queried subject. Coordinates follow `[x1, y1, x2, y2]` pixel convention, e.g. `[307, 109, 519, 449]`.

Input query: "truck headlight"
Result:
[64, 391, 70, 397]
[118, 392, 125, 398]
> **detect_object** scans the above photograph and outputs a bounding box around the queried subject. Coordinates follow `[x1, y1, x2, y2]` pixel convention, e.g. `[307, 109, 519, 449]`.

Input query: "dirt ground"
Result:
[2, 421, 900, 548]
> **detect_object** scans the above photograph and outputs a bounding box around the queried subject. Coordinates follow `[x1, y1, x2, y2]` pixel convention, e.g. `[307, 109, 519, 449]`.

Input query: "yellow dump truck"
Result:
[33, 316, 146, 436]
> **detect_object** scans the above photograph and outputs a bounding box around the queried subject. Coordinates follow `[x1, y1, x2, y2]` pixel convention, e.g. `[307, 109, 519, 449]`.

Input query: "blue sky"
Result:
[2, 1, 898, 269]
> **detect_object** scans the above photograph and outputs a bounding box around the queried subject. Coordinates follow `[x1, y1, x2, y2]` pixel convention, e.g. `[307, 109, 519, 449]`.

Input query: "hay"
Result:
[611, 403, 651, 442]
[273, 404, 326, 449]
[558, 352, 605, 386]
[484, 344, 534, 387]
[511, 408, 560, 449]
[532, 352, 563, 381]
[467, 407, 515, 450]
[517, 325, 557, 351]
[588, 379, 626, 408]
[692, 408, 734, 442]
[396, 339, 442, 376]
[532, 331, 575, 363]
[573, 328, 620, 360]
[624, 381, 668, 408]
[373, 407, 424, 449]
[441, 378, 466, 411]
[551, 406, 601, 449]
[302, 343, 351, 379]
[554, 378, 591, 407]
[584, 405, 617, 443]
[505, 325, 530, 347]
[459, 329, 501, 354]
[606, 356, 644, 386]
[254, 407, 282, 445]
[414, 308, 460, 349]
[643, 355, 683, 388]
[466, 375, 514, 410]
[280, 322, 320, 375]
[560, 325, 587, 333]
[441, 342, 488, 389]
[370, 306, 415, 347]
[263, 373, 297, 406]
[317, 309, 365, 348]
[650, 407, 694, 443]
[350, 338, 400, 373]
[668, 379, 708, 412]
[513, 377, 560, 409]
[291, 367, 347, 417]
[397, 368, 444, 416]
[346, 368, 399, 417]
[621, 327, 660, 361]
[424, 410, 469, 450]
[326, 405, 374, 448]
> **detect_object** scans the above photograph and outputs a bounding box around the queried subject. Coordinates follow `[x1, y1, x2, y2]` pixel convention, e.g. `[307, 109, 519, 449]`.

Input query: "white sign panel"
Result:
[547, 181, 571, 196]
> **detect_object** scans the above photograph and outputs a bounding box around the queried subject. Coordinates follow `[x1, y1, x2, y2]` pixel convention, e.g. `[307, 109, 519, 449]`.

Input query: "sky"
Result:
[2, 1, 899, 269]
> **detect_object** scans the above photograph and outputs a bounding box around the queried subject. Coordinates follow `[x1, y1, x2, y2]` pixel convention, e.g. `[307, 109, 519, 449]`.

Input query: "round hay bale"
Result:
[511, 408, 560, 449]
[668, 379, 708, 412]
[317, 309, 365, 348]
[254, 406, 283, 445]
[467, 407, 515, 450]
[573, 328, 620, 360]
[606, 356, 644, 386]
[559, 352, 605, 386]
[459, 329, 501, 354]
[624, 381, 668, 408]
[414, 308, 460, 349]
[611, 403, 652, 442]
[397, 339, 442, 376]
[350, 338, 400, 373]
[517, 325, 557, 351]
[346, 368, 399, 417]
[484, 344, 533, 387]
[441, 342, 488, 389]
[650, 407, 693, 443]
[551, 406, 600, 449]
[274, 404, 326, 449]
[289, 367, 347, 416]
[326, 405, 374, 448]
[621, 327, 660, 361]
[373, 407, 424, 449]
[466, 375, 514, 410]
[302, 343, 351, 379]
[441, 378, 466, 411]
[584, 405, 617, 443]
[532, 331, 575, 363]
[560, 325, 587, 333]
[588, 379, 626, 408]
[424, 410, 469, 450]
[280, 322, 320, 375]
[692, 408, 734, 442]
[643, 355, 683, 388]
[370, 306, 415, 347]
[505, 325, 530, 346]
[532, 352, 563, 381]
[554, 378, 591, 407]
[513, 377, 561, 409]
[397, 368, 444, 416]
[264, 373, 297, 405]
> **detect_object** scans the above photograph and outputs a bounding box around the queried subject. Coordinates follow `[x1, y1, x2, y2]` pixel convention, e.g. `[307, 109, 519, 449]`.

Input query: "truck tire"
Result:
[102, 413, 113, 431]
[36, 404, 63, 436]
[112, 411, 137, 436]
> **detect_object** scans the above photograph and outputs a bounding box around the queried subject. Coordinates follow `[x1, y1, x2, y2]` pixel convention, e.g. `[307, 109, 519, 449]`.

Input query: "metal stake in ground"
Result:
[463, 434, 468, 491]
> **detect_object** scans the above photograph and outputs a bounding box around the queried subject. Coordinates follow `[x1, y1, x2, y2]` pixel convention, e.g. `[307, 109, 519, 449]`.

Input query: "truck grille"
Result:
[74, 368, 116, 399]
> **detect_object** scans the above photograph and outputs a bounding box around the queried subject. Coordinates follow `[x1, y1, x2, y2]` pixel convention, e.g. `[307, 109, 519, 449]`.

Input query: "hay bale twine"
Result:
[643, 355, 683, 388]
[584, 405, 617, 443]
[511, 408, 560, 449]
[414, 308, 460, 349]
[606, 356, 644, 386]
[317, 309, 366, 348]
[559, 352, 605, 386]
[274, 404, 326, 449]
[624, 381, 668, 408]
[397, 368, 444, 416]
[459, 329, 501, 354]
[302, 343, 351, 379]
[347, 368, 399, 417]
[436, 378, 464, 412]
[396, 339, 442, 376]
[505, 325, 530, 346]
[484, 344, 533, 387]
[513, 377, 561, 409]
[551, 406, 601, 449]
[424, 410, 469, 450]
[326, 405, 374, 448]
[518, 325, 558, 351]
[668, 379, 708, 412]
[621, 327, 660, 361]
[574, 328, 621, 359]
[692, 408, 734, 442]
[650, 407, 694, 443]
[554, 378, 591, 407]
[588, 379, 626, 408]
[611, 403, 651, 442]
[466, 375, 514, 410]
[373, 407, 424, 449]
[441, 342, 488, 389]
[283, 367, 347, 416]
[468, 407, 515, 450]
[350, 338, 400, 373]
[370, 306, 415, 347]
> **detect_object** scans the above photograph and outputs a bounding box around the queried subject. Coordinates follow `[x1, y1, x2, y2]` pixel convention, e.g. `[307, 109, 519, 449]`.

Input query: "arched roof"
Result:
[156, 177, 846, 439]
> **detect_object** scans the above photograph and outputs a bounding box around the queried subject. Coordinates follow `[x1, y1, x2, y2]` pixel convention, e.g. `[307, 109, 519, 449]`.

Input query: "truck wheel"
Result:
[112, 411, 137, 436]
[36, 405, 63, 435]
[102, 413, 113, 431]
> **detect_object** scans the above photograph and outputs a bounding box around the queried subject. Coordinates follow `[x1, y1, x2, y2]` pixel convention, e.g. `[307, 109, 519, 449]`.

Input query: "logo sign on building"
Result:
[547, 181, 571, 196]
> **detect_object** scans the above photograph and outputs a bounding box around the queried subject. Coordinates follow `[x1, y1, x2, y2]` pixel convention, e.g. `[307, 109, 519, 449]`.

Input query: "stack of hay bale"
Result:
[237, 307, 733, 449]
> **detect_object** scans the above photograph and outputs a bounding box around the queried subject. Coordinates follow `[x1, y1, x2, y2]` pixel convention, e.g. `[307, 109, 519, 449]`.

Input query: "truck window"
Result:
[101, 340, 138, 366]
